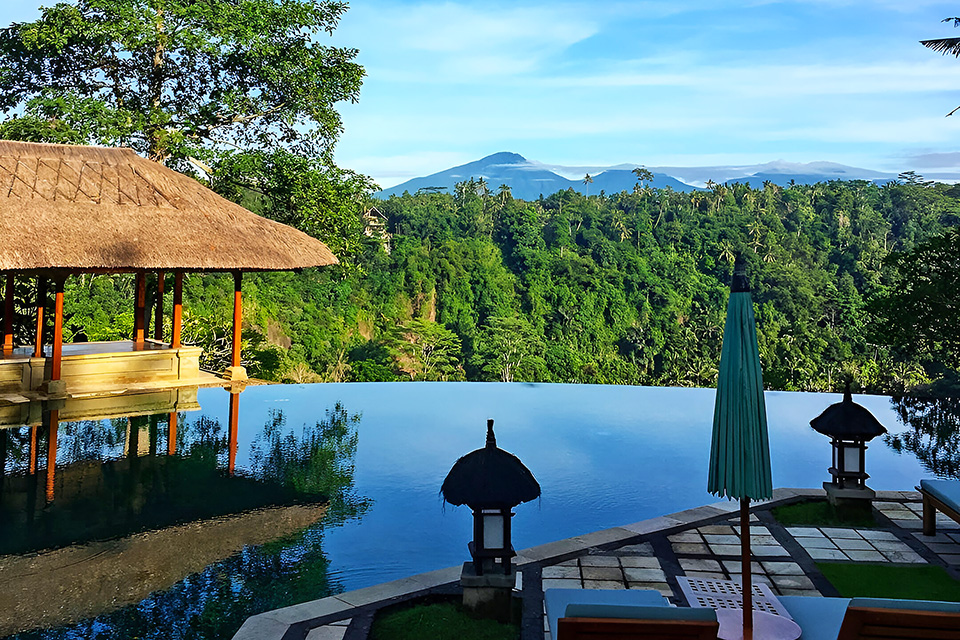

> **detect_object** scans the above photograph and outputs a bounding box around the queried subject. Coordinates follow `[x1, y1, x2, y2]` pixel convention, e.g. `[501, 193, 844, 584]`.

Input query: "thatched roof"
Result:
[0, 140, 338, 272]
[810, 382, 887, 441]
[441, 420, 541, 509]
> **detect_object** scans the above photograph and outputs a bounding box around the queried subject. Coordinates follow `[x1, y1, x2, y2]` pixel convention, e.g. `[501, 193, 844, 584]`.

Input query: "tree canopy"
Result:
[0, 0, 363, 163]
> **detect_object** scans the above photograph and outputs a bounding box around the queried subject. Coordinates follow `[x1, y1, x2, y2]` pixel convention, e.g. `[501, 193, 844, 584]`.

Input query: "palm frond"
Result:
[921, 37, 960, 57]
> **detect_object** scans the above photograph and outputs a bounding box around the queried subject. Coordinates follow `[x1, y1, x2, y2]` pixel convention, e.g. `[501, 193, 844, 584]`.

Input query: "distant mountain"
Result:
[375, 153, 900, 200]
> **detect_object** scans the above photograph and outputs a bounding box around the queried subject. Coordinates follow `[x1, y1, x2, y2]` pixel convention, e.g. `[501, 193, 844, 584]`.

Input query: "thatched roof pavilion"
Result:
[0, 141, 339, 395]
[0, 141, 336, 272]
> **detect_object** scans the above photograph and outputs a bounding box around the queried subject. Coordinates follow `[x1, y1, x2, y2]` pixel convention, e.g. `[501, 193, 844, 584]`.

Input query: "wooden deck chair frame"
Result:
[837, 606, 960, 639]
[918, 484, 960, 536]
[556, 616, 720, 640]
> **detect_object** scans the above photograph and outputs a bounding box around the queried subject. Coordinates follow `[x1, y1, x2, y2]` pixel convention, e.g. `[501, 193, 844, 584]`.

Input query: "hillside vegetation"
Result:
[52, 176, 960, 393]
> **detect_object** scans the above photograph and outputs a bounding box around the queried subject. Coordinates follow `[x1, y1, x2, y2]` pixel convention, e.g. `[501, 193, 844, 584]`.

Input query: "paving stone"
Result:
[872, 540, 913, 551]
[845, 550, 886, 562]
[924, 542, 960, 554]
[619, 556, 661, 569]
[821, 528, 863, 539]
[796, 537, 838, 549]
[580, 555, 621, 567]
[623, 567, 666, 582]
[615, 543, 656, 555]
[913, 532, 957, 544]
[709, 544, 743, 556]
[699, 525, 737, 535]
[668, 532, 703, 543]
[858, 530, 899, 541]
[939, 554, 960, 566]
[685, 571, 728, 580]
[556, 559, 579, 567]
[648, 582, 674, 597]
[882, 550, 926, 563]
[306, 626, 347, 640]
[672, 542, 710, 555]
[703, 534, 741, 545]
[949, 533, 960, 543]
[873, 501, 905, 510]
[806, 547, 849, 560]
[833, 538, 874, 551]
[733, 525, 768, 536]
[786, 527, 825, 538]
[679, 558, 723, 572]
[751, 545, 789, 556]
[542, 578, 582, 590]
[581, 566, 623, 581]
[779, 588, 822, 596]
[542, 565, 581, 579]
[761, 562, 805, 576]
[583, 579, 625, 590]
[771, 574, 816, 590]
[749, 535, 780, 545]
[722, 560, 762, 574]
[328, 620, 351, 627]
[896, 519, 924, 530]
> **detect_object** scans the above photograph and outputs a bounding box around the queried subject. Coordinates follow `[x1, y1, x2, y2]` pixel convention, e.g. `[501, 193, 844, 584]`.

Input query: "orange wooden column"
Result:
[231, 270, 242, 368]
[45, 409, 59, 503]
[3, 272, 14, 352]
[134, 271, 146, 345]
[167, 411, 177, 456]
[51, 277, 65, 382]
[154, 271, 165, 342]
[34, 276, 45, 358]
[172, 271, 183, 348]
[228, 390, 239, 476]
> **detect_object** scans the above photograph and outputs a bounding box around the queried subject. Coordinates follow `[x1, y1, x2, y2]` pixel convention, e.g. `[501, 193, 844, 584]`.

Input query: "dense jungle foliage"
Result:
[28, 174, 960, 394]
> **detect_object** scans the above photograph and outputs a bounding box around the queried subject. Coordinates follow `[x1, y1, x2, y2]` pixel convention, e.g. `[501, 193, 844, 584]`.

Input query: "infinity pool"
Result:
[0, 383, 951, 639]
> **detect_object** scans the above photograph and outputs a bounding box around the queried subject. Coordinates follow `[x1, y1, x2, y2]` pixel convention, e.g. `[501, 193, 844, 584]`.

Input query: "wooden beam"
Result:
[3, 272, 14, 352]
[34, 276, 45, 358]
[228, 390, 239, 476]
[232, 270, 242, 368]
[51, 277, 64, 382]
[154, 271, 165, 342]
[134, 271, 146, 344]
[172, 271, 183, 349]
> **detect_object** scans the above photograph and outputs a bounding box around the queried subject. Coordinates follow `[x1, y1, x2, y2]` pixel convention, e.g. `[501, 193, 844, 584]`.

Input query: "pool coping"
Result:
[235, 487, 908, 639]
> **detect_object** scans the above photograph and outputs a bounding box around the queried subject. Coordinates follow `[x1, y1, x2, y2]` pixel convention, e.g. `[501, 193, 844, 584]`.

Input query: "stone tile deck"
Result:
[234, 488, 960, 640]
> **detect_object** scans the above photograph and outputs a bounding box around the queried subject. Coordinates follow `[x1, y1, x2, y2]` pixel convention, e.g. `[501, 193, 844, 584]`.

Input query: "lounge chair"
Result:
[544, 588, 719, 640]
[780, 595, 960, 640]
[918, 479, 960, 536]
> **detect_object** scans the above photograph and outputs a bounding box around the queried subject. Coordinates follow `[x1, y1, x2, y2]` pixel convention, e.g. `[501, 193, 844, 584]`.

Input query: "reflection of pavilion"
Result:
[0, 386, 327, 637]
[0, 140, 337, 400]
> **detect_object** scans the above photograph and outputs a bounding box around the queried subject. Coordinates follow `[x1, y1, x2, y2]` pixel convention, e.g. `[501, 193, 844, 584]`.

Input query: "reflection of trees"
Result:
[249, 403, 370, 518]
[886, 395, 960, 479]
[2, 403, 368, 640]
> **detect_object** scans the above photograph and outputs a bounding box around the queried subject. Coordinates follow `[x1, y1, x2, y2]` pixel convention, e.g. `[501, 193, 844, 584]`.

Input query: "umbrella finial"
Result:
[731, 253, 750, 292]
[486, 419, 496, 448]
[843, 379, 853, 403]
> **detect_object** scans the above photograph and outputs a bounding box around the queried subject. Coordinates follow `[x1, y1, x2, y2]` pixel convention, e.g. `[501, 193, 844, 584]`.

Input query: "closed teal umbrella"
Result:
[708, 256, 772, 639]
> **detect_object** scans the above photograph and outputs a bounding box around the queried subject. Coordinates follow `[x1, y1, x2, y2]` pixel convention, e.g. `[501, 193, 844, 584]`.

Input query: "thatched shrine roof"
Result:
[0, 140, 338, 272]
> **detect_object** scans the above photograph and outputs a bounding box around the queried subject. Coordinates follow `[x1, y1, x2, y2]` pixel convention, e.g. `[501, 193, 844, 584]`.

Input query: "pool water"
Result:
[0, 383, 953, 639]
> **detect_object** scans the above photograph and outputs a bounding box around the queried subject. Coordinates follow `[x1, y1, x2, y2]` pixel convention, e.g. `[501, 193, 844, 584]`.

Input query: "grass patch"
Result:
[370, 601, 519, 640]
[772, 499, 877, 528]
[817, 562, 960, 601]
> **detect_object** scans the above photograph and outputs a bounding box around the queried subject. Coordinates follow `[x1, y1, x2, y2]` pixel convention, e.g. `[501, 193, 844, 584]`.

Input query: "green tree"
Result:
[474, 316, 544, 382]
[386, 318, 463, 381]
[0, 0, 363, 164]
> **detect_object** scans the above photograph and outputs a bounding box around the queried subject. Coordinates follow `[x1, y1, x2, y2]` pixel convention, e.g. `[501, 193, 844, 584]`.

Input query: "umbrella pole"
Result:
[741, 497, 753, 640]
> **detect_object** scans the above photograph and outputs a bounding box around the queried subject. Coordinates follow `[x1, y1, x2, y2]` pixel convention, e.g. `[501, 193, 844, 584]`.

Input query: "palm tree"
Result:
[583, 173, 593, 197]
[922, 17, 960, 115]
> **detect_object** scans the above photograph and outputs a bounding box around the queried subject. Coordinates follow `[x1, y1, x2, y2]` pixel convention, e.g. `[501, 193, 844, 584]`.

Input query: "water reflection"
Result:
[0, 389, 367, 640]
[887, 395, 960, 480]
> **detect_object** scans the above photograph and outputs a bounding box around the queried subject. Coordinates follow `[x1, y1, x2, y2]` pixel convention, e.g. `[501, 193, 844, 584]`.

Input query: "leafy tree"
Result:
[0, 0, 363, 164]
[386, 318, 463, 381]
[474, 316, 544, 382]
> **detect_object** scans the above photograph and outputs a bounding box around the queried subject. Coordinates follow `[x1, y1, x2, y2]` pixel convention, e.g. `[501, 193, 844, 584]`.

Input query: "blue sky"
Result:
[4, 1, 960, 187]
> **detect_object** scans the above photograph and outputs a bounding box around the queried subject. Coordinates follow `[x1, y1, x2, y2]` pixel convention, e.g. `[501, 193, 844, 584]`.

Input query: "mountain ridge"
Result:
[375, 152, 902, 200]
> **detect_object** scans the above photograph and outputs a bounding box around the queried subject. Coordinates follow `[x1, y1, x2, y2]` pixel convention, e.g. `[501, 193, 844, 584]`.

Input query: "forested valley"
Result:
[36, 174, 960, 394]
